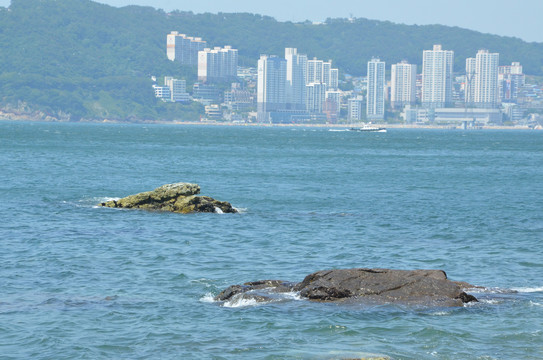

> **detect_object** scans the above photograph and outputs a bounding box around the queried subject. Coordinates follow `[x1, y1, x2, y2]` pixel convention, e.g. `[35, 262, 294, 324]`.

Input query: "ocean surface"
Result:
[1, 121, 542, 359]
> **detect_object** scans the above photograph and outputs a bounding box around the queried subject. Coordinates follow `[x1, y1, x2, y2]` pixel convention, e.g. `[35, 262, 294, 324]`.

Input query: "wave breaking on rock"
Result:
[216, 269, 479, 308]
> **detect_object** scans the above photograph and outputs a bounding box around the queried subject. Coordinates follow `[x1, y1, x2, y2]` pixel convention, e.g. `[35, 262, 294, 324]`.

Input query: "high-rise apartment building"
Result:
[167, 31, 207, 66]
[465, 57, 477, 103]
[391, 61, 417, 108]
[466, 49, 499, 107]
[306, 58, 338, 90]
[422, 44, 454, 108]
[329, 68, 339, 90]
[306, 82, 327, 113]
[198, 46, 238, 82]
[324, 90, 341, 121]
[322, 61, 332, 87]
[499, 62, 525, 102]
[348, 96, 364, 122]
[307, 58, 324, 84]
[285, 48, 308, 110]
[366, 58, 386, 120]
[257, 55, 287, 122]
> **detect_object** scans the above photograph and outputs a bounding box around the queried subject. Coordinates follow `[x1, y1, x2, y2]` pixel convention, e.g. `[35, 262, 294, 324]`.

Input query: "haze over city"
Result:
[1, 0, 542, 42]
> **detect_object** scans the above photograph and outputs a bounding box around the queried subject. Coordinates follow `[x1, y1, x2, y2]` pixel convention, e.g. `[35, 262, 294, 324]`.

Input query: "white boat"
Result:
[348, 125, 387, 133]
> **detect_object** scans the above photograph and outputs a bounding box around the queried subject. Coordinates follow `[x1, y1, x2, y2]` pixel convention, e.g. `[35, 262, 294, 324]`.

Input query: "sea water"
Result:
[0, 121, 542, 359]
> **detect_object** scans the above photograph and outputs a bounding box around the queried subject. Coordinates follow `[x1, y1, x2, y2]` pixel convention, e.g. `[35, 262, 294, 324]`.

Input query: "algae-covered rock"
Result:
[100, 182, 237, 214]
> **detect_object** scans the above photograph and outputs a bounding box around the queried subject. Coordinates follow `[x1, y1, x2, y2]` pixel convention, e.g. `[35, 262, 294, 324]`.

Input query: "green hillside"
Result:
[0, 0, 542, 121]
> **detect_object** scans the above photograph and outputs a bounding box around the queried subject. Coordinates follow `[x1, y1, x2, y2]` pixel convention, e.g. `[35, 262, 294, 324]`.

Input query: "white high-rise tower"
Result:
[391, 61, 417, 108]
[285, 48, 308, 110]
[366, 57, 386, 120]
[167, 31, 206, 65]
[422, 44, 454, 108]
[467, 49, 499, 107]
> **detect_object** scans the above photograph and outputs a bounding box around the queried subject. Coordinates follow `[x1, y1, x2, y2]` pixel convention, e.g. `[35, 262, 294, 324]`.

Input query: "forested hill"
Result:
[1, 0, 542, 121]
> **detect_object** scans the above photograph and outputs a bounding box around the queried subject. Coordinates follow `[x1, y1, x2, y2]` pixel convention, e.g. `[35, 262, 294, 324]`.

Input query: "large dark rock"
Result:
[99, 182, 237, 214]
[295, 268, 477, 306]
[215, 268, 478, 307]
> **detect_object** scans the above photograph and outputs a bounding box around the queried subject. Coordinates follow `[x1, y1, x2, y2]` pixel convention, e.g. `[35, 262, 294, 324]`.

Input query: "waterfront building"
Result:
[257, 55, 287, 122]
[401, 105, 419, 123]
[324, 90, 341, 122]
[204, 104, 222, 120]
[366, 57, 386, 120]
[348, 96, 364, 122]
[306, 82, 327, 113]
[499, 62, 525, 102]
[391, 61, 417, 108]
[224, 83, 255, 111]
[167, 31, 206, 65]
[465, 57, 477, 103]
[192, 83, 221, 104]
[422, 44, 454, 108]
[285, 48, 308, 110]
[407, 107, 502, 125]
[466, 49, 499, 107]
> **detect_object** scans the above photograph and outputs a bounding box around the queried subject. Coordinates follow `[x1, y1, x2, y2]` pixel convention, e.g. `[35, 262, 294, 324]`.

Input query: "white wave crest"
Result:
[95, 197, 121, 203]
[511, 286, 543, 293]
[530, 301, 542, 307]
[281, 291, 303, 301]
[220, 290, 302, 308]
[233, 207, 247, 213]
[428, 311, 452, 316]
[76, 197, 120, 208]
[214, 207, 224, 214]
[199, 293, 216, 303]
[479, 299, 502, 305]
[222, 295, 268, 308]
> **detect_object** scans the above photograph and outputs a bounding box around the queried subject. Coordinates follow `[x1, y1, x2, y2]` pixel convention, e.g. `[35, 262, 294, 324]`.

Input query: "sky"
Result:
[1, 0, 542, 43]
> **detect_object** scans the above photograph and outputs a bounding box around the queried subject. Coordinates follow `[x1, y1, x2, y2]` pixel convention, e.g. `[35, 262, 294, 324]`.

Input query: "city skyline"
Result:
[2, 0, 540, 42]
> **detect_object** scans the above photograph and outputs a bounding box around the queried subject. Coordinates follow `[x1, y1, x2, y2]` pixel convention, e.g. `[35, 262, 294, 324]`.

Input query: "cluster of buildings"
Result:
[152, 76, 190, 103]
[362, 45, 529, 126]
[166, 31, 239, 83]
[257, 48, 340, 123]
[159, 31, 540, 126]
[166, 31, 206, 65]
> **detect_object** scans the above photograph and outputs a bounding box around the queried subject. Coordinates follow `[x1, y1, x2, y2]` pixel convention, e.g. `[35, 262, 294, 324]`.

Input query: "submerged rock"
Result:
[100, 182, 237, 214]
[216, 280, 297, 302]
[215, 268, 478, 307]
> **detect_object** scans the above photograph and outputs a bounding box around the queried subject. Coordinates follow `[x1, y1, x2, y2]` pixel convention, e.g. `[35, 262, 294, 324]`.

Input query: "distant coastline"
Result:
[1, 117, 540, 130]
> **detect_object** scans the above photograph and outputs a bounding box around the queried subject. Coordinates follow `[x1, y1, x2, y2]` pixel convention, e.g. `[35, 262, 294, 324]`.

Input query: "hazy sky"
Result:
[1, 0, 542, 42]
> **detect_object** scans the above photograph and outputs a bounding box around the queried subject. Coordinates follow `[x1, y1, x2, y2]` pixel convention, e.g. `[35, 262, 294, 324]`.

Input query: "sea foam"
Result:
[511, 286, 543, 293]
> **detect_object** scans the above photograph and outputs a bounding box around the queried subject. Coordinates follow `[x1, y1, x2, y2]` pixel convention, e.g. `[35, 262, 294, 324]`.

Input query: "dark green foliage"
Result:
[1, 0, 542, 121]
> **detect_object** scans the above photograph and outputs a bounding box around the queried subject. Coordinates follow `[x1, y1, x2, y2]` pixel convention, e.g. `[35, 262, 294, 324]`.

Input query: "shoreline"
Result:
[1, 117, 539, 130]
